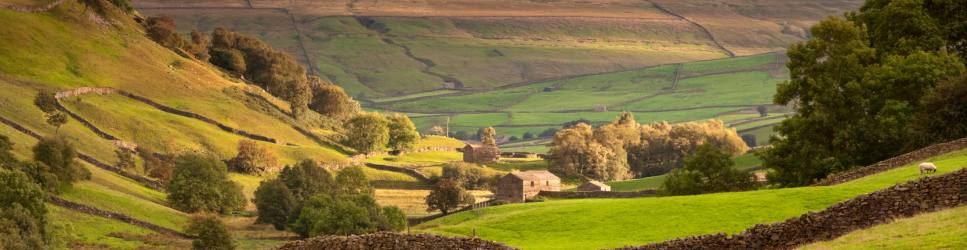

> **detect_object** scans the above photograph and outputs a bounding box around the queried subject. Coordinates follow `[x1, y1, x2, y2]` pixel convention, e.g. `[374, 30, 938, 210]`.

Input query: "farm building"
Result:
[496, 170, 561, 203]
[462, 143, 500, 163]
[577, 181, 611, 192]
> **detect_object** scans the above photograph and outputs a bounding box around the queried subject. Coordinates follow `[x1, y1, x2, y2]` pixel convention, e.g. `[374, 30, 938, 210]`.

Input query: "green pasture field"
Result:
[416, 149, 967, 249]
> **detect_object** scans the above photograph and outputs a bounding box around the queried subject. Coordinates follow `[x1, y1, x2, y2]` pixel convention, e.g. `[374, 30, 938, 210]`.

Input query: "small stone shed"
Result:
[495, 170, 561, 203]
[462, 144, 500, 163]
[576, 180, 611, 192]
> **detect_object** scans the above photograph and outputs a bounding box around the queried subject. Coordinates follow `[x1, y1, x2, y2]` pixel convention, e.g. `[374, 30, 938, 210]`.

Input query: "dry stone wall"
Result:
[48, 196, 188, 238]
[817, 137, 967, 186]
[275, 232, 515, 250]
[618, 168, 967, 250]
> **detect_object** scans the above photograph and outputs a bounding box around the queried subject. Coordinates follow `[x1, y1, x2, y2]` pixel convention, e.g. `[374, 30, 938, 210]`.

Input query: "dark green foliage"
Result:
[210, 48, 247, 73]
[509, 136, 520, 141]
[522, 132, 535, 140]
[741, 134, 757, 147]
[451, 130, 471, 140]
[386, 113, 420, 151]
[45, 112, 68, 132]
[253, 179, 295, 230]
[166, 154, 245, 214]
[910, 73, 967, 145]
[662, 144, 757, 195]
[0, 135, 17, 167]
[440, 162, 488, 190]
[33, 91, 57, 114]
[539, 128, 559, 138]
[278, 160, 335, 200]
[378, 206, 407, 232]
[32, 137, 89, 192]
[0, 169, 47, 249]
[763, 11, 965, 186]
[425, 179, 474, 214]
[291, 194, 378, 237]
[186, 215, 235, 250]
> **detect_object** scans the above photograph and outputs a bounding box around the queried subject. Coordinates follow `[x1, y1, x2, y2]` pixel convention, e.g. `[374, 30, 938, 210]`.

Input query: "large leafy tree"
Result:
[0, 169, 47, 249]
[425, 179, 474, 215]
[386, 113, 420, 151]
[662, 144, 757, 195]
[185, 215, 235, 250]
[342, 113, 390, 154]
[764, 1, 965, 186]
[166, 154, 245, 214]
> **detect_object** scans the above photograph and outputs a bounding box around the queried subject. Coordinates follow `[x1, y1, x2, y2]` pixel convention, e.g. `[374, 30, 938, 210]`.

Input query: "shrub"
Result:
[166, 154, 245, 214]
[662, 144, 757, 195]
[146, 16, 186, 50]
[335, 166, 372, 197]
[185, 215, 235, 250]
[522, 132, 534, 140]
[228, 140, 278, 175]
[140, 149, 175, 183]
[425, 179, 474, 215]
[253, 179, 295, 230]
[32, 91, 57, 114]
[342, 113, 389, 154]
[386, 113, 420, 151]
[32, 137, 89, 191]
[210, 48, 247, 74]
[741, 134, 757, 148]
[378, 206, 407, 232]
[115, 148, 136, 170]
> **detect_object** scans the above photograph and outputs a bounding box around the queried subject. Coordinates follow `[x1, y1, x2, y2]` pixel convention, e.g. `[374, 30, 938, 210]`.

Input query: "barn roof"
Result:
[581, 180, 610, 188]
[509, 170, 560, 181]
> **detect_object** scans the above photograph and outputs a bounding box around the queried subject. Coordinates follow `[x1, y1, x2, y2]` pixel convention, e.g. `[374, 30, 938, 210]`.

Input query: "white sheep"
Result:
[919, 162, 938, 174]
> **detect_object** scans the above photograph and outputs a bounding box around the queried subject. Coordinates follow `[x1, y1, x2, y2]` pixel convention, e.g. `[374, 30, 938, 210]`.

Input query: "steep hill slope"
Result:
[415, 148, 967, 249]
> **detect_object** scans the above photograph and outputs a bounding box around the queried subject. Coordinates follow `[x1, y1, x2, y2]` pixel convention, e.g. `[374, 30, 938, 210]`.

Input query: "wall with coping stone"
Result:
[618, 168, 967, 250]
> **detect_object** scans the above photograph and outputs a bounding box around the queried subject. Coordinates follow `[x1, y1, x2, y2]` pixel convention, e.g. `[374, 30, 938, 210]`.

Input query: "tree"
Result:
[378, 206, 407, 232]
[539, 128, 559, 138]
[210, 48, 247, 74]
[909, 73, 967, 147]
[45, 112, 68, 133]
[255, 160, 333, 231]
[0, 169, 47, 249]
[228, 140, 278, 175]
[563, 118, 592, 129]
[335, 166, 372, 197]
[32, 136, 89, 191]
[662, 144, 757, 195]
[628, 120, 749, 177]
[115, 148, 136, 170]
[145, 16, 186, 50]
[756, 105, 768, 117]
[166, 154, 245, 214]
[547, 123, 630, 181]
[188, 29, 211, 61]
[386, 113, 420, 151]
[425, 179, 474, 215]
[33, 91, 57, 113]
[479, 127, 496, 146]
[309, 83, 358, 121]
[253, 179, 295, 230]
[291, 194, 377, 237]
[186, 215, 235, 250]
[342, 113, 389, 154]
[509, 136, 519, 141]
[522, 132, 534, 140]
[763, 15, 964, 187]
[440, 162, 488, 190]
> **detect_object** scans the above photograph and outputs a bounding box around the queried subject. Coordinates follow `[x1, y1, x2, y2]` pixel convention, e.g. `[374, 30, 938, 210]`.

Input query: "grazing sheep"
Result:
[919, 162, 938, 174]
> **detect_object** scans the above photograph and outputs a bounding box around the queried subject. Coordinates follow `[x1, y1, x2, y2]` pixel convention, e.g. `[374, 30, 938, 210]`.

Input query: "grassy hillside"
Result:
[416, 149, 967, 249]
[799, 205, 967, 250]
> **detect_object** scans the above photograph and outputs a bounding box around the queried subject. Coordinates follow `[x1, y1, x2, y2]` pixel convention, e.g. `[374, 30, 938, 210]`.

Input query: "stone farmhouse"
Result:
[495, 170, 561, 203]
[462, 143, 500, 163]
[577, 180, 611, 192]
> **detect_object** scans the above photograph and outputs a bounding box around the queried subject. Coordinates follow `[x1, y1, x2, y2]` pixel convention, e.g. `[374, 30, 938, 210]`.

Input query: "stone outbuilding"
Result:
[495, 170, 561, 203]
[576, 181, 611, 192]
[462, 143, 500, 163]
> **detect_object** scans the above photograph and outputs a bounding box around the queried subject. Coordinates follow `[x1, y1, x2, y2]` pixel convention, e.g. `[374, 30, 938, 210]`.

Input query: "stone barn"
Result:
[462, 144, 500, 163]
[577, 181, 611, 192]
[495, 170, 561, 203]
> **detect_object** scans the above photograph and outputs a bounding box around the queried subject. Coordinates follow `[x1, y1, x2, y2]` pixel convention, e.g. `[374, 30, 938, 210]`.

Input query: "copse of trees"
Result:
[439, 162, 496, 190]
[166, 154, 245, 214]
[254, 163, 404, 237]
[547, 112, 748, 181]
[309, 78, 359, 121]
[662, 144, 758, 195]
[763, 0, 966, 186]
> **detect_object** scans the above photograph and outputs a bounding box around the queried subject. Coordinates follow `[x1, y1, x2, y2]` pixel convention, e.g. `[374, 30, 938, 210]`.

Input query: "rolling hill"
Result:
[414, 148, 967, 249]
